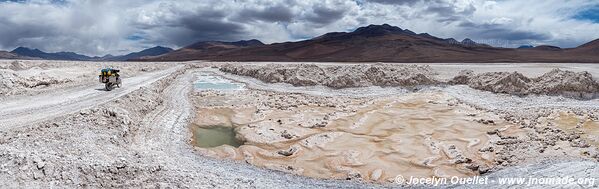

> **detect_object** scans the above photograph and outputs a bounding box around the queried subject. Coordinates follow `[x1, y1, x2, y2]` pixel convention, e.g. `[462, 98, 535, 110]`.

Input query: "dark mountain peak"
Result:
[230, 39, 264, 47]
[352, 24, 411, 36]
[11, 47, 43, 54]
[418, 33, 434, 38]
[357, 24, 402, 31]
[518, 45, 534, 49]
[417, 33, 445, 41]
[315, 24, 444, 41]
[461, 38, 477, 45]
[444, 38, 460, 44]
[532, 45, 562, 51]
[11, 47, 31, 52]
[403, 29, 417, 35]
[56, 51, 80, 56]
[11, 47, 48, 59]
[99, 54, 115, 59]
[186, 39, 264, 50]
[156, 46, 168, 48]
[140, 46, 174, 53]
[107, 46, 174, 61]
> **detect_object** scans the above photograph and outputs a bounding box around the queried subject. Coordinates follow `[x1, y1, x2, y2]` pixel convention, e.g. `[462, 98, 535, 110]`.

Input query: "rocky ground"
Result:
[0, 61, 598, 188]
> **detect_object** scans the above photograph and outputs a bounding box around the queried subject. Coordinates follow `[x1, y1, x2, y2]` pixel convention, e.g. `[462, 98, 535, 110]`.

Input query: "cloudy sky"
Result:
[1, 0, 599, 56]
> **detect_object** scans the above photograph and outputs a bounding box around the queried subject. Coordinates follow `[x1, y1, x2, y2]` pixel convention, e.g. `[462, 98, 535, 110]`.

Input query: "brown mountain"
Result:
[571, 39, 599, 53]
[139, 39, 264, 61]
[0, 50, 32, 60]
[145, 24, 599, 63]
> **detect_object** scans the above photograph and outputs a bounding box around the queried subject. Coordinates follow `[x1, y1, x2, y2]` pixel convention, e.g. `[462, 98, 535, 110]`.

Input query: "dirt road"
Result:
[0, 65, 183, 129]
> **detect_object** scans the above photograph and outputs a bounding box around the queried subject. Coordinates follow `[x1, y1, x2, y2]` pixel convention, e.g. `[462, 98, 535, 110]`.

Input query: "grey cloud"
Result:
[304, 5, 347, 25]
[236, 4, 294, 23]
[136, 6, 248, 47]
[176, 15, 246, 44]
[423, 0, 476, 23]
[365, 0, 421, 5]
[0, 0, 133, 55]
[458, 21, 550, 41]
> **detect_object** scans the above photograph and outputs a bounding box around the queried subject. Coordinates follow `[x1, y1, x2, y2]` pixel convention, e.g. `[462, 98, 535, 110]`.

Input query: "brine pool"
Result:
[191, 124, 243, 148]
[194, 73, 244, 91]
[192, 73, 245, 148]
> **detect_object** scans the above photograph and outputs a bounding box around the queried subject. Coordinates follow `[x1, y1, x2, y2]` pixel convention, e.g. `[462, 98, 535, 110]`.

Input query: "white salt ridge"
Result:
[201, 68, 411, 97]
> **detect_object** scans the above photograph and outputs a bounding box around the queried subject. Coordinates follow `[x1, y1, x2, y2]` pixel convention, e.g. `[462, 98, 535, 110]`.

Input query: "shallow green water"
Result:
[192, 125, 243, 148]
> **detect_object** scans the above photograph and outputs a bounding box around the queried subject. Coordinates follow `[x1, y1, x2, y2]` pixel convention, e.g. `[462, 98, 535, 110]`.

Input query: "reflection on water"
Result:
[191, 124, 243, 148]
[195, 73, 244, 91]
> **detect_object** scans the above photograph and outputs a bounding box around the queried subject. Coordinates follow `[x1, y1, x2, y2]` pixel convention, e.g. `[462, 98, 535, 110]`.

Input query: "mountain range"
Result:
[142, 24, 599, 63]
[142, 39, 265, 61]
[3, 24, 599, 62]
[102, 46, 174, 61]
[2, 46, 173, 61]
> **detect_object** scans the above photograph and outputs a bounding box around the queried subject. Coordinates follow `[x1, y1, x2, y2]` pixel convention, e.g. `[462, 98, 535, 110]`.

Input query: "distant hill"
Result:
[136, 39, 265, 61]
[531, 45, 562, 51]
[11, 47, 93, 61]
[571, 39, 599, 53]
[105, 46, 173, 61]
[144, 24, 599, 63]
[8, 46, 173, 61]
[186, 39, 264, 50]
[0, 50, 34, 60]
[517, 45, 534, 49]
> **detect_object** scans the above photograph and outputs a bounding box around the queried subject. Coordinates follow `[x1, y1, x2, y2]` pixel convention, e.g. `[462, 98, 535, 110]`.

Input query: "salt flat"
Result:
[0, 60, 597, 188]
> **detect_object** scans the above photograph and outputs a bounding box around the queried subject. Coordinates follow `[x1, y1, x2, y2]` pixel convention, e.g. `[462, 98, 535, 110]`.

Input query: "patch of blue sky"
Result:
[126, 35, 145, 41]
[573, 5, 599, 23]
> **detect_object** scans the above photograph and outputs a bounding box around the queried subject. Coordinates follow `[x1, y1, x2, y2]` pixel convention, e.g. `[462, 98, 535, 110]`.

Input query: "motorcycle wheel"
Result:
[105, 83, 113, 91]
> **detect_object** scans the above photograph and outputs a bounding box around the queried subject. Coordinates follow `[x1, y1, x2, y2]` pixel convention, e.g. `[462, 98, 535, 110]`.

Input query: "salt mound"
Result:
[532, 69, 599, 97]
[448, 69, 474, 85]
[221, 64, 599, 98]
[220, 64, 440, 88]
[463, 71, 532, 95]
[9, 61, 27, 71]
[451, 68, 599, 98]
[0, 70, 71, 95]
